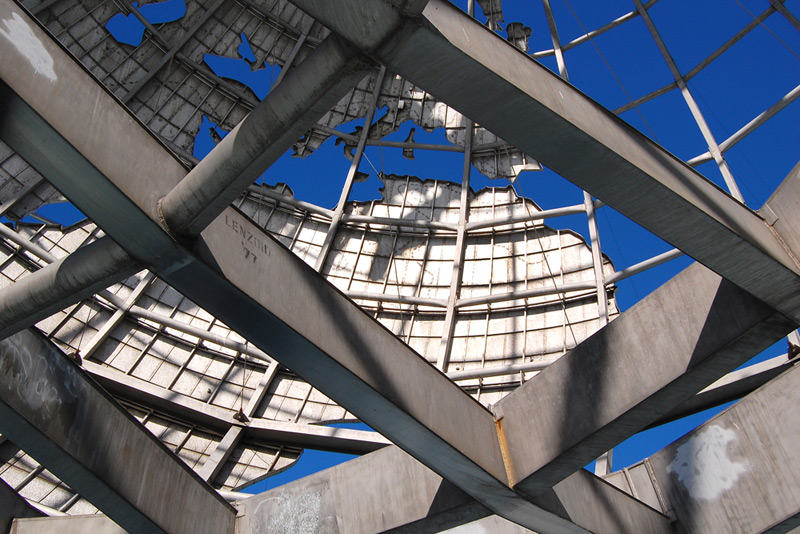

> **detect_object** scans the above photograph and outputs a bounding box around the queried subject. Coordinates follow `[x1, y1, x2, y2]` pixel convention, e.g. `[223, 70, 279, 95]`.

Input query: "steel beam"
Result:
[0, 478, 42, 533]
[0, 5, 370, 250]
[159, 34, 371, 236]
[651, 354, 796, 427]
[0, 9, 616, 527]
[83, 360, 391, 455]
[0, 237, 142, 338]
[290, 0, 800, 325]
[1, 1, 798, 532]
[10, 515, 126, 533]
[235, 445, 670, 534]
[613, 361, 800, 533]
[0, 329, 236, 534]
[0, 10, 579, 529]
[494, 261, 796, 497]
[167, 210, 584, 532]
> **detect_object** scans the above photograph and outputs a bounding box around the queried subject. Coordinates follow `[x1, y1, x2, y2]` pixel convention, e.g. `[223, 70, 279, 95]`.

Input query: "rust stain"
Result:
[495, 417, 517, 488]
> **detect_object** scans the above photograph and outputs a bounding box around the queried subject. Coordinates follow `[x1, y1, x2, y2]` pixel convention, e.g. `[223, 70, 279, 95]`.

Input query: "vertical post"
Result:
[585, 194, 609, 326]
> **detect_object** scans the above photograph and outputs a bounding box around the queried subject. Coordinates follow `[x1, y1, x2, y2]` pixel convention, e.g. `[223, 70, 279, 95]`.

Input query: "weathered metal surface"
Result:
[0, 329, 236, 533]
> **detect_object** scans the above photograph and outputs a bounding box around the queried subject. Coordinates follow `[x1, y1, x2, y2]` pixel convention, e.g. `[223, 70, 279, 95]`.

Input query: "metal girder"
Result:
[0, 477, 42, 533]
[0, 9, 370, 253]
[651, 354, 797, 427]
[289, 0, 800, 325]
[10, 515, 125, 533]
[609, 361, 800, 533]
[0, 236, 142, 338]
[2, 1, 799, 532]
[0, 4, 658, 530]
[158, 34, 371, 237]
[0, 329, 236, 534]
[493, 261, 796, 496]
[0, 4, 574, 531]
[83, 360, 390, 455]
[235, 445, 669, 534]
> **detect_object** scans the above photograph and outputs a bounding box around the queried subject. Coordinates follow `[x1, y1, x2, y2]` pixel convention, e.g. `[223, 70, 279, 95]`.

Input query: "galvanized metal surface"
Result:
[0, 0, 797, 531]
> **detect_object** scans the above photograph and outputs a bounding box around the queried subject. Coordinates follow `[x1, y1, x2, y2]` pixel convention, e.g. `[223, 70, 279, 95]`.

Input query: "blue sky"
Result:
[5, 0, 799, 492]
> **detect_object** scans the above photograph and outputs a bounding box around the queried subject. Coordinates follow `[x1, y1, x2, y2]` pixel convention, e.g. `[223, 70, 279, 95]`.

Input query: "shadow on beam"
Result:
[0, 330, 236, 534]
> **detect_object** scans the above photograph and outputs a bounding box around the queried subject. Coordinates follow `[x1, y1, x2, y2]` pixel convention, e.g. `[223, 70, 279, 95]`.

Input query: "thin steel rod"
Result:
[314, 66, 387, 271]
[447, 357, 560, 381]
[465, 203, 586, 231]
[633, 0, 743, 202]
[342, 213, 455, 231]
[456, 281, 597, 308]
[118, 303, 273, 363]
[345, 291, 446, 308]
[542, 0, 609, 330]
[436, 117, 474, 370]
[244, 185, 333, 218]
[606, 248, 684, 284]
[585, 191, 609, 325]
[122, 0, 227, 104]
[769, 0, 800, 32]
[318, 123, 510, 153]
[719, 83, 800, 153]
[271, 19, 312, 88]
[542, 0, 568, 79]
[79, 272, 156, 360]
[530, 0, 660, 59]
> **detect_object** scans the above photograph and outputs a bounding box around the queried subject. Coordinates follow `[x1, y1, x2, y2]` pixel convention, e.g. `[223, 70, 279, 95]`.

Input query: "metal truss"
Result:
[1, 0, 799, 532]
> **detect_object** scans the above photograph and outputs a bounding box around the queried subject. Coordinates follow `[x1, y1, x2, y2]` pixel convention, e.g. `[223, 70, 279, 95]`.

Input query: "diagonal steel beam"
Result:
[83, 360, 391, 455]
[1, 1, 797, 531]
[0, 477, 43, 532]
[0, 4, 660, 530]
[494, 261, 796, 497]
[0, 4, 578, 531]
[236, 445, 670, 534]
[289, 0, 800, 325]
[611, 360, 800, 533]
[0, 329, 236, 533]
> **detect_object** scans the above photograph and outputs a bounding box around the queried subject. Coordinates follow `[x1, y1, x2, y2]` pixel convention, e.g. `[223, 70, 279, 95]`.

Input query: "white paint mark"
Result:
[667, 425, 749, 501]
[0, 13, 57, 82]
[253, 491, 323, 533]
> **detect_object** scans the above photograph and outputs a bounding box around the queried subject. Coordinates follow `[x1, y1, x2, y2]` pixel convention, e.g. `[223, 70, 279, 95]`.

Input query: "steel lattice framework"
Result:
[0, 0, 799, 532]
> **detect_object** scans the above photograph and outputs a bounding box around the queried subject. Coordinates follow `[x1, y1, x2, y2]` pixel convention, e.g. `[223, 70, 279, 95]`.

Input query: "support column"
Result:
[235, 445, 670, 534]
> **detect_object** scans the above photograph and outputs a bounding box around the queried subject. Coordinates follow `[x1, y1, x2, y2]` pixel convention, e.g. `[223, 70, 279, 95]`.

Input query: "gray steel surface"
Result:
[0, 0, 798, 531]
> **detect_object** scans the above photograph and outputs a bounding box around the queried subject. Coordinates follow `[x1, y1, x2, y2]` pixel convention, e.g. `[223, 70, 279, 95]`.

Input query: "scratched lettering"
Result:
[225, 214, 271, 263]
